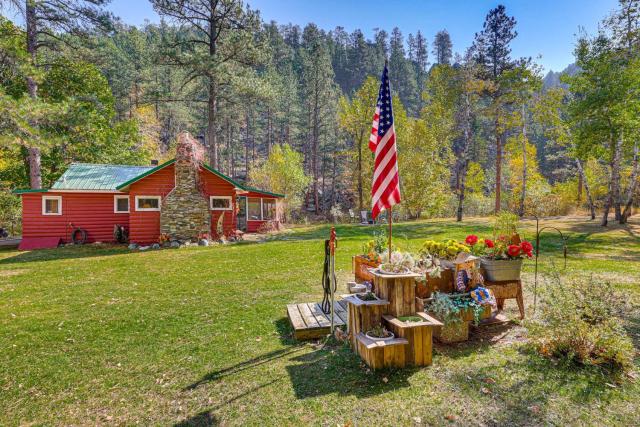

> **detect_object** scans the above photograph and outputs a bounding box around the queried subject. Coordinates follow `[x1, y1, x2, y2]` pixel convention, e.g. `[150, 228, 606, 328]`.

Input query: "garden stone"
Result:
[170, 240, 180, 248]
[139, 245, 150, 251]
[128, 243, 138, 250]
[151, 243, 160, 250]
[198, 239, 209, 246]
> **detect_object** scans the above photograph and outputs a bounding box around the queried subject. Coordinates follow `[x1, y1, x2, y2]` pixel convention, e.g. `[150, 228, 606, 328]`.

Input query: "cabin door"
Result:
[236, 196, 247, 232]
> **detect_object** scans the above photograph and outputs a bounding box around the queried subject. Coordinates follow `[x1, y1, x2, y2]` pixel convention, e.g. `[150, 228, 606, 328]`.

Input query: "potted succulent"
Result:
[415, 254, 444, 298]
[379, 250, 416, 275]
[356, 291, 379, 302]
[365, 324, 395, 341]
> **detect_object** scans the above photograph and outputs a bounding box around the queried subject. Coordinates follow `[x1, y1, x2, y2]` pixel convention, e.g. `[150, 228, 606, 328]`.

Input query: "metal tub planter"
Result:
[480, 258, 523, 282]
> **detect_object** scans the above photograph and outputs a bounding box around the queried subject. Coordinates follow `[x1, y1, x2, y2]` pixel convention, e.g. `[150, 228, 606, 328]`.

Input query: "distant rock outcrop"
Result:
[543, 63, 580, 90]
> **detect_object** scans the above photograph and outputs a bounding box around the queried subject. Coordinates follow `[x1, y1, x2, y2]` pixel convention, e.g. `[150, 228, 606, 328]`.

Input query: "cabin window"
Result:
[42, 196, 62, 215]
[248, 197, 262, 220]
[263, 199, 276, 220]
[114, 195, 130, 213]
[135, 196, 161, 211]
[210, 196, 232, 210]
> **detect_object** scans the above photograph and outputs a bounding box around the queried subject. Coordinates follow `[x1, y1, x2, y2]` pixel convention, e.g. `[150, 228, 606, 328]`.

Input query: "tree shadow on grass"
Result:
[183, 346, 305, 391]
[174, 410, 219, 427]
[448, 347, 630, 425]
[0, 244, 133, 265]
[285, 344, 416, 399]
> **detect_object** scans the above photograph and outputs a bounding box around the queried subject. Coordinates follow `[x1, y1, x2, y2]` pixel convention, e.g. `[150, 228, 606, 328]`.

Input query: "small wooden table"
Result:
[484, 279, 525, 319]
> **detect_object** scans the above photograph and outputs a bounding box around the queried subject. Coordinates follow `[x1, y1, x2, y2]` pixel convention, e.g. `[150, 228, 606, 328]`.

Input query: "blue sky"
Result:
[12, 0, 621, 73]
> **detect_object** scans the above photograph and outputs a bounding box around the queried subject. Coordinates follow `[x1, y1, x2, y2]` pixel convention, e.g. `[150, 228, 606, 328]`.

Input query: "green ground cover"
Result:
[1, 216, 638, 425]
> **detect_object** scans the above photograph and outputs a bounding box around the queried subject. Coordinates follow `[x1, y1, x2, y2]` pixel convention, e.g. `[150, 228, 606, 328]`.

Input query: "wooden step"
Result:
[355, 332, 408, 370]
[383, 313, 443, 329]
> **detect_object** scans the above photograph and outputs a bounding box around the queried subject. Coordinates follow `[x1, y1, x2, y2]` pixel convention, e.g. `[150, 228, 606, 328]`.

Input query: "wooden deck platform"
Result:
[287, 300, 348, 340]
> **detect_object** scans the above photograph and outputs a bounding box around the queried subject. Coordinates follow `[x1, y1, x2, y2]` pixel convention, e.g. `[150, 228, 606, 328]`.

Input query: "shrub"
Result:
[526, 275, 635, 373]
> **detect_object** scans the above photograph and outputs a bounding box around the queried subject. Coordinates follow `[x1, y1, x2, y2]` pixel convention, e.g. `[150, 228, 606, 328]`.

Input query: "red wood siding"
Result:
[199, 168, 237, 238]
[21, 192, 129, 243]
[128, 163, 176, 244]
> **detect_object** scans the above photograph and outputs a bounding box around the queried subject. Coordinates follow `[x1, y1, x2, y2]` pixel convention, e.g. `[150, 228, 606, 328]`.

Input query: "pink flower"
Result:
[465, 235, 478, 245]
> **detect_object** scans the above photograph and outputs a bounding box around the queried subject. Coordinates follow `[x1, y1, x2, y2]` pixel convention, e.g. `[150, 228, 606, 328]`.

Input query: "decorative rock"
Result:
[198, 239, 209, 246]
[151, 243, 160, 250]
[139, 245, 150, 251]
[128, 243, 138, 250]
[170, 241, 180, 248]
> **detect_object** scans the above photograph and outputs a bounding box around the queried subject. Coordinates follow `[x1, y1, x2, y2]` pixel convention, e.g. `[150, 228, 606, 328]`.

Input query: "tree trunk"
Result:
[575, 159, 595, 220]
[494, 124, 502, 214]
[207, 79, 218, 167]
[25, 0, 42, 189]
[518, 103, 527, 217]
[621, 140, 639, 223]
[244, 110, 250, 177]
[457, 92, 473, 222]
[613, 133, 623, 221]
[357, 132, 363, 211]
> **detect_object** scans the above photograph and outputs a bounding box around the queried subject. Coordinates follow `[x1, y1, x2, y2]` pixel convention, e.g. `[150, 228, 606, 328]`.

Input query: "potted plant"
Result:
[353, 229, 387, 282]
[464, 233, 533, 282]
[365, 324, 395, 341]
[415, 254, 443, 298]
[356, 291, 379, 302]
[379, 250, 416, 275]
[428, 292, 488, 343]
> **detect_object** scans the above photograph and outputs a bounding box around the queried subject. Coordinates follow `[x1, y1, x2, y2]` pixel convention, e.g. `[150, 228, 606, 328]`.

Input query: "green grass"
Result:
[1, 216, 639, 426]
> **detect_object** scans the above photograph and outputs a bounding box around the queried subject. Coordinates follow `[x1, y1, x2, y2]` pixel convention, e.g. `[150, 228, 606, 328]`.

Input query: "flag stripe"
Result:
[368, 64, 400, 219]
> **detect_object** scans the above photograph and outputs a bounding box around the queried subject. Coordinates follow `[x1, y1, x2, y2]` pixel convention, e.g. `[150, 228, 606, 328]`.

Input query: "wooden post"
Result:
[388, 206, 392, 252]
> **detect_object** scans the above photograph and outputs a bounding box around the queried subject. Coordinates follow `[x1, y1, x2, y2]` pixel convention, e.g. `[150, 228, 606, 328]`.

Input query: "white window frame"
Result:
[114, 195, 130, 213]
[42, 195, 62, 216]
[135, 195, 161, 212]
[209, 195, 232, 211]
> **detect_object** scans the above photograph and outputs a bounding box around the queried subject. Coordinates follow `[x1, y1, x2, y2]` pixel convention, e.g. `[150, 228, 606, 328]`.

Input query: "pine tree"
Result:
[473, 5, 518, 213]
[433, 30, 453, 65]
[6, 0, 112, 188]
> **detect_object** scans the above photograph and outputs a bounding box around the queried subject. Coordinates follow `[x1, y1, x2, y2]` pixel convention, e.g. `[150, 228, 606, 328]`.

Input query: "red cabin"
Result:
[14, 134, 284, 250]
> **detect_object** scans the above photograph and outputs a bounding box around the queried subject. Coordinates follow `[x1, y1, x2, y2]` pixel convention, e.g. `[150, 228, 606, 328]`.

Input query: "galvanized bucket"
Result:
[481, 258, 523, 282]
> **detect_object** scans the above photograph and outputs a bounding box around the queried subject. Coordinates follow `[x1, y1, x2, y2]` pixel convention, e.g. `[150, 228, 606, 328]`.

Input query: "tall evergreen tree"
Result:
[433, 29, 453, 65]
[5, 0, 113, 188]
[151, 0, 262, 168]
[473, 4, 517, 212]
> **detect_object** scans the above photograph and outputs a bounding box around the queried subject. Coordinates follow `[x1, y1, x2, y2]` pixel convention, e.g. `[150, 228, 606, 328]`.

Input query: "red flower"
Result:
[520, 241, 533, 253]
[507, 244, 521, 258]
[524, 250, 533, 258]
[485, 239, 495, 248]
[465, 234, 478, 245]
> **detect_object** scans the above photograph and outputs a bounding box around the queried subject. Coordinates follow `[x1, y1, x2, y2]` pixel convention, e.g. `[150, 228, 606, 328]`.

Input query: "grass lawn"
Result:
[1, 216, 639, 426]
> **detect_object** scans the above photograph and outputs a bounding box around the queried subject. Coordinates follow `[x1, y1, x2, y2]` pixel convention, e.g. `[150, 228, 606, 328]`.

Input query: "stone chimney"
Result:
[159, 132, 210, 241]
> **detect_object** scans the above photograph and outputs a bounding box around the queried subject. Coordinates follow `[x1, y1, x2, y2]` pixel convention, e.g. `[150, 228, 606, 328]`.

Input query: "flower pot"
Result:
[481, 258, 523, 282]
[365, 331, 395, 341]
[434, 321, 469, 343]
[353, 255, 380, 283]
[378, 267, 411, 275]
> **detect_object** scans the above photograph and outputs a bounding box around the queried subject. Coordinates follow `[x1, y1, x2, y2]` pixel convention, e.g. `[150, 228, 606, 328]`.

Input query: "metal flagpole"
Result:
[388, 207, 393, 254]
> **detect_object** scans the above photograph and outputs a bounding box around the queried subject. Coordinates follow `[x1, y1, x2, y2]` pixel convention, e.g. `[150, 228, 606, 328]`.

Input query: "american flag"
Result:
[369, 63, 401, 220]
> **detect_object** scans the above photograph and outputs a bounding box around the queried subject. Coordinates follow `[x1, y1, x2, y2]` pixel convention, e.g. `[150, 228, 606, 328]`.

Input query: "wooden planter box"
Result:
[434, 321, 469, 343]
[415, 268, 454, 298]
[353, 255, 380, 283]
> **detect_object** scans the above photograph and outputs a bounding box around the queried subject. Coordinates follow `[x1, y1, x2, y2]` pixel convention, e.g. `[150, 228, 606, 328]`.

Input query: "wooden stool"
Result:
[484, 279, 525, 319]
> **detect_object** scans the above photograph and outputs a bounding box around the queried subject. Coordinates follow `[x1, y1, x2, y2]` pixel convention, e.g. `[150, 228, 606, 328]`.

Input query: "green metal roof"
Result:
[52, 163, 155, 191]
[15, 160, 284, 197]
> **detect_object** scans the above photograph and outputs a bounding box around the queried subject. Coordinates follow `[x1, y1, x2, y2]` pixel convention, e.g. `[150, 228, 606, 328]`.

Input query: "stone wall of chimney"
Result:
[159, 132, 210, 241]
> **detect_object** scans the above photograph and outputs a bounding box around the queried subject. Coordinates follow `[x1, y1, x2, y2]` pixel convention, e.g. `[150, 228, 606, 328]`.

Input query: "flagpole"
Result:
[388, 206, 392, 254]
